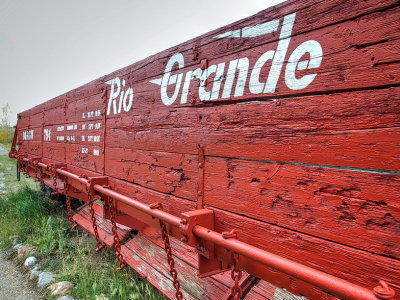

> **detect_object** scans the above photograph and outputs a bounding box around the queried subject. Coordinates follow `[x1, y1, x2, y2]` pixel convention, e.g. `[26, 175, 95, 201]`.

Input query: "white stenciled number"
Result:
[43, 129, 51, 141]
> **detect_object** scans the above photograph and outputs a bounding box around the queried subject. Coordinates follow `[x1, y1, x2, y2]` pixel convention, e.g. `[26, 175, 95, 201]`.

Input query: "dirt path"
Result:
[0, 251, 42, 300]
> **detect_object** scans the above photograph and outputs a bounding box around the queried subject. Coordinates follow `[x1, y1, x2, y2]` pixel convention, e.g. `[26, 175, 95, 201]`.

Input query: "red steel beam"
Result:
[16, 162, 394, 300]
[94, 184, 182, 227]
[54, 166, 394, 300]
[193, 225, 383, 300]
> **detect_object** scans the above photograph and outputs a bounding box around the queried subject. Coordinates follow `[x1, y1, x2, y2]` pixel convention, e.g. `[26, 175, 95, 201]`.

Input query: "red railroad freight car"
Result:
[10, 0, 400, 299]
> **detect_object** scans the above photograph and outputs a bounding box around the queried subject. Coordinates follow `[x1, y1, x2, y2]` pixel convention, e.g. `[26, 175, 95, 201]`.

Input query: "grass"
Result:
[0, 147, 165, 300]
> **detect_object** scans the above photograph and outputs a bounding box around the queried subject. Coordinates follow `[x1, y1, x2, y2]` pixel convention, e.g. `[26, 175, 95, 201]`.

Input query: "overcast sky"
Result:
[0, 0, 285, 125]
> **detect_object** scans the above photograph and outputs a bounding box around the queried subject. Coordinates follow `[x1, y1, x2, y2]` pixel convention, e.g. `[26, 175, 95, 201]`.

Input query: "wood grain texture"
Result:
[13, 0, 400, 298]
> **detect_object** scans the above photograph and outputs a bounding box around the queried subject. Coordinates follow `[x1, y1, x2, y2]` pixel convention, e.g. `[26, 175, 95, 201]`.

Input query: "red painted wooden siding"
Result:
[15, 0, 400, 298]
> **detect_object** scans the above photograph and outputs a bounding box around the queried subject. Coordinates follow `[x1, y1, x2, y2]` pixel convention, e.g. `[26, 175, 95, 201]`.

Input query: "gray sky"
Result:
[0, 0, 285, 125]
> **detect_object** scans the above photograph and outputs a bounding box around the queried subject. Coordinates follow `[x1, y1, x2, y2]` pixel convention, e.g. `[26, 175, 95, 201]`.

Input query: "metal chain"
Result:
[109, 197, 127, 270]
[230, 253, 243, 300]
[65, 194, 75, 224]
[159, 220, 184, 300]
[37, 167, 44, 186]
[88, 191, 104, 251]
[53, 174, 57, 193]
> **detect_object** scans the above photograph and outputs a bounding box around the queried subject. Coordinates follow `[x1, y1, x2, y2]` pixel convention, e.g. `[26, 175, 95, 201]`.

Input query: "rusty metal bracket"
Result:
[179, 209, 214, 249]
[48, 163, 67, 175]
[30, 157, 41, 167]
[179, 209, 227, 277]
[29, 158, 42, 182]
[87, 176, 109, 198]
[192, 45, 200, 61]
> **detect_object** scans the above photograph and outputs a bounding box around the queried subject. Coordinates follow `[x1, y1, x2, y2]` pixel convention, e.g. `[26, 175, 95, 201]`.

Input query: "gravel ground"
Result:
[0, 251, 42, 300]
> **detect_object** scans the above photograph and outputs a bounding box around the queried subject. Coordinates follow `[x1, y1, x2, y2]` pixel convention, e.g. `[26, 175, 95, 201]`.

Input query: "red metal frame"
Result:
[11, 155, 396, 300]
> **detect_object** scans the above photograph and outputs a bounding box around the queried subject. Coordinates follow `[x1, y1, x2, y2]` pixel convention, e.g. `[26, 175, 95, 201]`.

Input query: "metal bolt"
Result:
[373, 281, 395, 299]
[222, 229, 237, 239]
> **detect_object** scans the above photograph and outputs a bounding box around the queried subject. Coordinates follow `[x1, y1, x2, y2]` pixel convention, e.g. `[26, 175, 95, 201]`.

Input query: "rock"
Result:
[30, 270, 41, 280]
[37, 272, 55, 287]
[95, 294, 109, 300]
[32, 266, 40, 272]
[13, 243, 23, 250]
[12, 238, 19, 246]
[48, 281, 74, 296]
[57, 296, 75, 300]
[17, 246, 36, 258]
[30, 266, 41, 280]
[24, 256, 37, 267]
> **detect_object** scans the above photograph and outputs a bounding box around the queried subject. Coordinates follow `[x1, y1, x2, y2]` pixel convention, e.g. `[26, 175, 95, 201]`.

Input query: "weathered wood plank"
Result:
[204, 156, 400, 258]
[41, 142, 65, 162]
[106, 87, 400, 170]
[105, 148, 198, 201]
[106, 125, 400, 171]
[65, 143, 103, 173]
[212, 208, 400, 298]
[107, 87, 400, 132]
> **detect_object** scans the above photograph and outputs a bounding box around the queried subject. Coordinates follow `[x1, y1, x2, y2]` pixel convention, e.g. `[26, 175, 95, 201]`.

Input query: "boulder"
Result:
[30, 266, 41, 280]
[17, 245, 36, 258]
[13, 243, 23, 250]
[37, 272, 55, 287]
[24, 256, 37, 267]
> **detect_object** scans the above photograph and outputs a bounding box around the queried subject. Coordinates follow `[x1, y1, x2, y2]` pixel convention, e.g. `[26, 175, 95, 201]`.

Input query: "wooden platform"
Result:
[72, 200, 131, 248]
[120, 225, 297, 300]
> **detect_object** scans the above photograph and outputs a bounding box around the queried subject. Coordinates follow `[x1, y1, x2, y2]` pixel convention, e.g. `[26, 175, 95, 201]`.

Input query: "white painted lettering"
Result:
[106, 78, 120, 115]
[249, 50, 275, 94]
[222, 58, 249, 98]
[142, 12, 323, 106]
[43, 129, 51, 141]
[285, 40, 323, 90]
[150, 53, 184, 106]
[263, 13, 296, 93]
